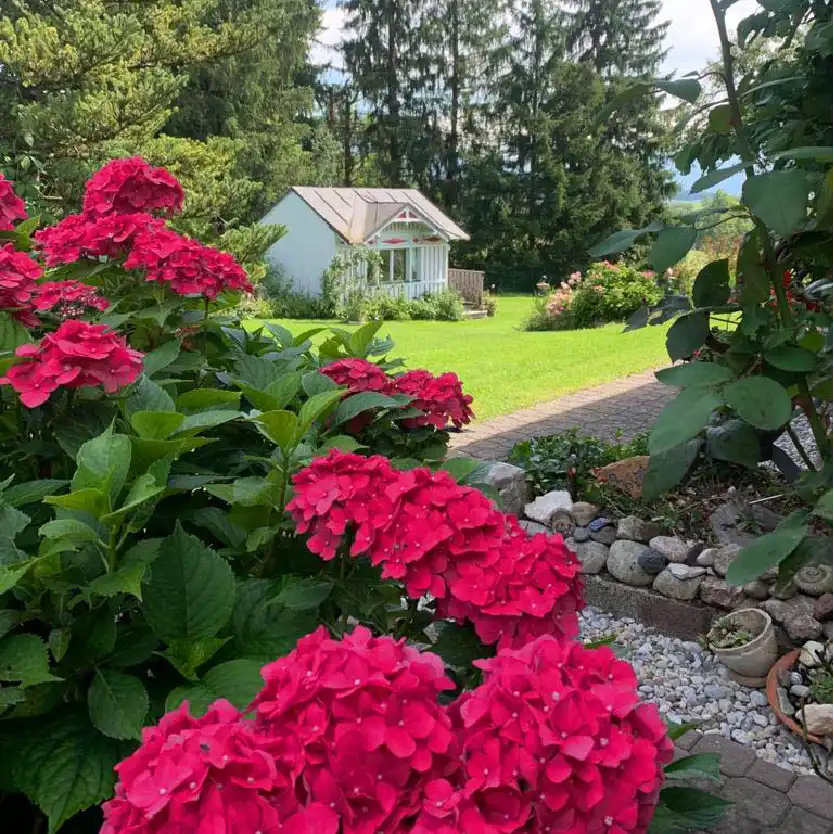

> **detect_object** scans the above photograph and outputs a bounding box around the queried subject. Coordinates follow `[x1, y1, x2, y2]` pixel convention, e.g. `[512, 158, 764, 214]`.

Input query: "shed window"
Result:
[379, 249, 409, 283]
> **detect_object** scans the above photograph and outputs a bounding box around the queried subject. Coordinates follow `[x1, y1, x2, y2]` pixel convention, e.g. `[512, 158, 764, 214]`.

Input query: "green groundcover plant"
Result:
[591, 0, 832, 589]
[0, 161, 725, 833]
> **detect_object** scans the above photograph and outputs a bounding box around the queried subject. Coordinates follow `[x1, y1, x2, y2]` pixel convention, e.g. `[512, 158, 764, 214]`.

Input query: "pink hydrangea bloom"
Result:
[0, 174, 27, 230]
[321, 358, 391, 393]
[0, 243, 42, 327]
[391, 369, 474, 430]
[32, 280, 109, 317]
[83, 156, 184, 218]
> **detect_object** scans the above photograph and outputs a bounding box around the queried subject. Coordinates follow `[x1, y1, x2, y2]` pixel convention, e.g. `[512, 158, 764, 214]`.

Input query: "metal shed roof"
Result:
[290, 187, 470, 244]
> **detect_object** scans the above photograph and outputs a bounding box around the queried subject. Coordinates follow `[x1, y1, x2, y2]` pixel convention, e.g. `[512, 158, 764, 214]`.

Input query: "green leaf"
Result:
[705, 419, 761, 468]
[302, 370, 340, 397]
[742, 170, 808, 237]
[12, 712, 126, 834]
[764, 345, 817, 372]
[650, 786, 732, 832]
[254, 409, 299, 449]
[0, 310, 32, 352]
[107, 625, 159, 668]
[43, 488, 106, 517]
[771, 146, 833, 161]
[130, 410, 186, 439]
[2, 480, 68, 508]
[813, 489, 832, 522]
[318, 435, 364, 453]
[642, 439, 703, 500]
[665, 719, 701, 741]
[666, 312, 710, 361]
[0, 562, 36, 595]
[655, 362, 735, 388]
[0, 634, 59, 686]
[234, 354, 285, 391]
[0, 610, 19, 641]
[173, 409, 241, 436]
[38, 519, 103, 545]
[664, 753, 721, 782]
[160, 636, 230, 680]
[724, 376, 793, 430]
[297, 389, 346, 436]
[653, 77, 701, 103]
[649, 388, 722, 455]
[725, 520, 808, 586]
[691, 162, 747, 193]
[737, 230, 768, 304]
[86, 563, 146, 600]
[48, 629, 70, 664]
[347, 320, 382, 356]
[276, 578, 333, 610]
[176, 388, 241, 413]
[440, 457, 484, 482]
[330, 391, 403, 427]
[87, 670, 148, 740]
[100, 474, 165, 525]
[431, 621, 490, 669]
[650, 226, 697, 273]
[230, 476, 281, 507]
[692, 259, 731, 308]
[264, 371, 303, 409]
[141, 523, 235, 641]
[707, 103, 732, 134]
[72, 426, 131, 506]
[141, 339, 181, 378]
[166, 659, 264, 716]
[124, 375, 175, 418]
[588, 228, 644, 257]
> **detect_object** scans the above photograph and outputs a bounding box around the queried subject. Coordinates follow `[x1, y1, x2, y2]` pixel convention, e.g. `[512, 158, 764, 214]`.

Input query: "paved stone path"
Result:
[449, 369, 675, 460]
[676, 732, 832, 833]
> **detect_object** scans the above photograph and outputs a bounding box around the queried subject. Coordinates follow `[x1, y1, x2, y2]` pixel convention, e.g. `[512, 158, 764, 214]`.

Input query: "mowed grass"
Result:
[250, 295, 671, 420]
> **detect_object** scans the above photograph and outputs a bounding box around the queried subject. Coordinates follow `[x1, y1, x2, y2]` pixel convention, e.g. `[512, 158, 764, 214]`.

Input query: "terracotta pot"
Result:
[766, 649, 824, 745]
[710, 608, 778, 687]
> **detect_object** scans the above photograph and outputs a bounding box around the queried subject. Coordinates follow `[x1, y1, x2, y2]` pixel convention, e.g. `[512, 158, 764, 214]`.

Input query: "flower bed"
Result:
[0, 162, 725, 833]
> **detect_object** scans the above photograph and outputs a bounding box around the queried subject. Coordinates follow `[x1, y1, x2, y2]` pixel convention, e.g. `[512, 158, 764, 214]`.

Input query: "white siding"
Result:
[261, 192, 337, 296]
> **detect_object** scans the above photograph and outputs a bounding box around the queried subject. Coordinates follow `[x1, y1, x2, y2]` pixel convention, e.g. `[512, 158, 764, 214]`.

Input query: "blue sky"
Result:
[312, 0, 759, 198]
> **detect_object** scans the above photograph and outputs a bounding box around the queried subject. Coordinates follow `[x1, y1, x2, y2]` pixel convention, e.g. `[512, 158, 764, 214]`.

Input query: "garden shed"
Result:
[260, 187, 471, 299]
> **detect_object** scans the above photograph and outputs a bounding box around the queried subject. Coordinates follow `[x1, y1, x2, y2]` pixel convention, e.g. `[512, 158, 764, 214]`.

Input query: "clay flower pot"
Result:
[710, 608, 778, 687]
[766, 649, 824, 745]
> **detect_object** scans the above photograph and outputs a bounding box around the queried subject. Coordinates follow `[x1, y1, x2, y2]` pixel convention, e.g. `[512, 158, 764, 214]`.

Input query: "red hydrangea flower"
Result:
[0, 174, 27, 230]
[0, 319, 143, 407]
[287, 450, 583, 649]
[0, 243, 42, 327]
[321, 358, 392, 393]
[251, 626, 458, 834]
[32, 280, 109, 317]
[101, 699, 333, 834]
[83, 156, 184, 218]
[125, 225, 253, 298]
[412, 636, 674, 834]
[34, 212, 163, 266]
[391, 370, 474, 430]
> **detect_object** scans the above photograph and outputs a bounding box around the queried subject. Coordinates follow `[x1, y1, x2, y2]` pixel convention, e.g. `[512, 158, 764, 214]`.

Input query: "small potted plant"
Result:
[705, 608, 778, 687]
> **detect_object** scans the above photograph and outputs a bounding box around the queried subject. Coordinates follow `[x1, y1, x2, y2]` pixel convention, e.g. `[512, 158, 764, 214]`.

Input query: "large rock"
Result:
[594, 456, 650, 499]
[591, 526, 617, 546]
[524, 490, 573, 526]
[710, 544, 742, 578]
[637, 551, 666, 575]
[654, 566, 704, 601]
[573, 541, 609, 575]
[668, 564, 706, 580]
[573, 526, 591, 543]
[607, 540, 654, 587]
[761, 596, 823, 642]
[699, 576, 746, 610]
[799, 640, 825, 667]
[742, 580, 770, 601]
[571, 501, 598, 527]
[649, 535, 692, 564]
[800, 703, 833, 737]
[616, 515, 665, 544]
[481, 462, 531, 517]
[814, 593, 833, 622]
[708, 502, 756, 547]
[795, 564, 833, 597]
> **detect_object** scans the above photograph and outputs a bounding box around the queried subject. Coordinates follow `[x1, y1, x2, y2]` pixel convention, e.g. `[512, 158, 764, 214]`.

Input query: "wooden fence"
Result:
[448, 268, 485, 307]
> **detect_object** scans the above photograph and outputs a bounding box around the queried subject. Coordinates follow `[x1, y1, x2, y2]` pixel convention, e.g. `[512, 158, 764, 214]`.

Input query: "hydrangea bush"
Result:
[0, 161, 723, 833]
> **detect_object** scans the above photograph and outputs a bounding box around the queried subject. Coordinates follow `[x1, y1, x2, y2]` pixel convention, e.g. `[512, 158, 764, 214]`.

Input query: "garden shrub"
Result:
[0, 161, 723, 832]
[340, 289, 466, 323]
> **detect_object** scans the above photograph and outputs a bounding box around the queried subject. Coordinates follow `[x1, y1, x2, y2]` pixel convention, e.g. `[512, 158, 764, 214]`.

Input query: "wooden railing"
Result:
[448, 268, 484, 307]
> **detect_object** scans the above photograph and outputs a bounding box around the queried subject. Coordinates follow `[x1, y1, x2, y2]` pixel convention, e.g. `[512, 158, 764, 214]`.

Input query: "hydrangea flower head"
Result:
[0, 174, 27, 230]
[83, 157, 184, 218]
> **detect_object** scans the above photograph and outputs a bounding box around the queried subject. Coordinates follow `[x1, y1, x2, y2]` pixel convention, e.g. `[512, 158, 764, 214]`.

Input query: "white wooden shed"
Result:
[260, 187, 470, 299]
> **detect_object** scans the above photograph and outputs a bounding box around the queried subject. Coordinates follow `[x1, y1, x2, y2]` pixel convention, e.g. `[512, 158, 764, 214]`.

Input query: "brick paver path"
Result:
[675, 732, 832, 833]
[449, 369, 675, 460]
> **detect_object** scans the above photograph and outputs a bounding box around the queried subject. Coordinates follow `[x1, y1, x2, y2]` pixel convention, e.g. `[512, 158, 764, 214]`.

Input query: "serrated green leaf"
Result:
[642, 439, 703, 500]
[176, 388, 241, 414]
[665, 719, 701, 741]
[297, 388, 346, 436]
[264, 371, 302, 409]
[692, 259, 730, 308]
[123, 376, 175, 418]
[650, 786, 732, 832]
[0, 562, 35, 595]
[303, 369, 340, 397]
[166, 659, 264, 716]
[48, 629, 70, 663]
[2, 480, 68, 508]
[431, 621, 491, 669]
[726, 520, 808, 586]
[173, 409, 241, 436]
[330, 391, 403, 427]
[0, 634, 59, 686]
[655, 362, 735, 388]
[107, 625, 159, 668]
[190, 507, 247, 548]
[276, 578, 333, 610]
[130, 410, 186, 439]
[38, 519, 103, 544]
[43, 488, 107, 516]
[12, 711, 126, 833]
[73, 426, 131, 505]
[87, 670, 149, 740]
[0, 310, 32, 352]
[230, 476, 281, 507]
[649, 388, 722, 455]
[742, 170, 808, 238]
[664, 753, 721, 782]
[349, 320, 383, 356]
[100, 474, 164, 525]
[86, 563, 146, 600]
[253, 409, 299, 449]
[141, 523, 235, 641]
[650, 226, 697, 273]
[666, 312, 709, 361]
[141, 339, 181, 378]
[724, 376, 793, 430]
[159, 636, 230, 680]
[318, 435, 364, 453]
[0, 610, 19, 640]
[813, 489, 832, 522]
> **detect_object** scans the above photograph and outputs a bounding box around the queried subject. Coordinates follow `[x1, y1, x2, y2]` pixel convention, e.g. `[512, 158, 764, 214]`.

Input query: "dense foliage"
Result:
[0, 161, 726, 833]
[593, 0, 832, 585]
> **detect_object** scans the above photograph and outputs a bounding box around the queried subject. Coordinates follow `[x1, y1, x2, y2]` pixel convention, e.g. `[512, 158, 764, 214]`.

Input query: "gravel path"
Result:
[580, 607, 821, 775]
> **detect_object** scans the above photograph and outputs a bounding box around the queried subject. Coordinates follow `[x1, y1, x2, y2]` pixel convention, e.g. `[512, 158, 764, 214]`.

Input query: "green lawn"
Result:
[252, 295, 670, 420]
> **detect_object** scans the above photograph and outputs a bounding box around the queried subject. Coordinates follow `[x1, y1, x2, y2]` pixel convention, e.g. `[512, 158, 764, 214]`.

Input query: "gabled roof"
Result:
[289, 187, 469, 244]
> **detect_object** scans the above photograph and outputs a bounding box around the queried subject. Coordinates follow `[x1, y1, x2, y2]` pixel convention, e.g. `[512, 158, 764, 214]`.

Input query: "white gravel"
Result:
[773, 414, 824, 469]
[580, 607, 821, 775]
